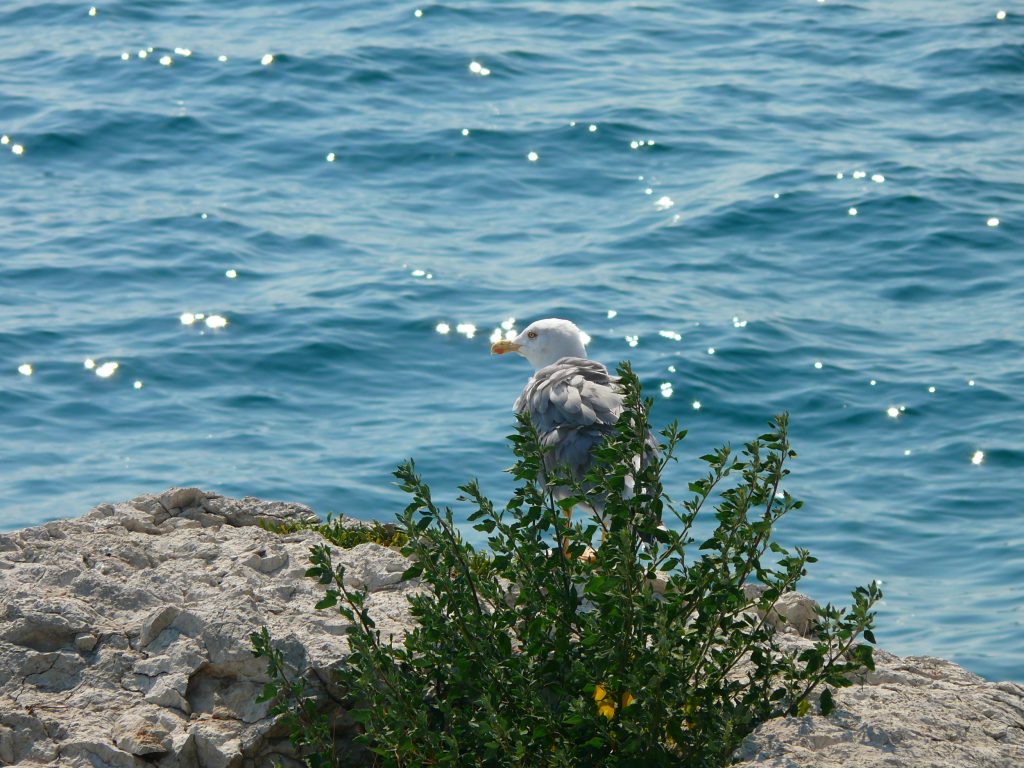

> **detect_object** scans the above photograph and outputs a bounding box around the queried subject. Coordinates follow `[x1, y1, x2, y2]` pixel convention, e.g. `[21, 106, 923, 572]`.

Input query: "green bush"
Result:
[253, 363, 880, 767]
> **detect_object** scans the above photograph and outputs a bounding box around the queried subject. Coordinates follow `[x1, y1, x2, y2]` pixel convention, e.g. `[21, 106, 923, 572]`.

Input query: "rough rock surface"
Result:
[1, 489, 1021, 767]
[734, 647, 1024, 768]
[0, 489, 417, 767]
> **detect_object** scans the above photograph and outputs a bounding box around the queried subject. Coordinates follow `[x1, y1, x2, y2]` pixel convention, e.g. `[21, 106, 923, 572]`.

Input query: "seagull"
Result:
[490, 318, 657, 552]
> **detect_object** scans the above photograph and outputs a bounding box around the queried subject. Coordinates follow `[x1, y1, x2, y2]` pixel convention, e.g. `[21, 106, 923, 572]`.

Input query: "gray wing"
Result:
[513, 357, 624, 483]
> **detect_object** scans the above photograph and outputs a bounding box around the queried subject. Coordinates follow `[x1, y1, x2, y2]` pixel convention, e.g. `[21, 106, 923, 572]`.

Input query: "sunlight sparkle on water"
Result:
[461, 128, 470, 136]
[887, 406, 900, 418]
[501, 317, 516, 331]
[928, 386, 935, 393]
[870, 379, 877, 386]
[972, 451, 984, 465]
[607, 310, 617, 319]
[218, 55, 228, 62]
[414, 9, 423, 17]
[968, 379, 976, 386]
[174, 48, 192, 57]
[138, 50, 148, 59]
[527, 151, 539, 162]
[11, 144, 25, 156]
[655, 196, 674, 211]
[205, 315, 227, 329]
[660, 382, 673, 398]
[489, 328, 502, 344]
[871, 174, 885, 183]
[853, 171, 866, 179]
[667, 365, 676, 373]
[159, 56, 173, 67]
[326, 152, 336, 162]
[904, 450, 912, 456]
[625, 335, 638, 348]
[134, 380, 143, 389]
[261, 54, 274, 66]
[814, 361, 823, 369]
[692, 401, 702, 410]
[848, 207, 858, 216]
[1, 136, 8, 145]
[17, 364, 32, 376]
[996, 10, 1007, 20]
[120, 52, 129, 61]
[456, 323, 476, 339]
[89, 7, 97, 16]
[468, 61, 491, 76]
[987, 217, 1000, 227]
[658, 330, 681, 341]
[835, 172, 844, 179]
[95, 362, 119, 378]
[84, 359, 96, 370]
[435, 323, 450, 335]
[732, 317, 748, 328]
[225, 269, 237, 279]
[588, 124, 597, 132]
[707, 347, 715, 355]
[180, 312, 196, 325]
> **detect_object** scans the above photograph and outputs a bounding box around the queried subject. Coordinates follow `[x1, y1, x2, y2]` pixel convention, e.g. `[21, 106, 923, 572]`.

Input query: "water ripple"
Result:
[1, 0, 1022, 682]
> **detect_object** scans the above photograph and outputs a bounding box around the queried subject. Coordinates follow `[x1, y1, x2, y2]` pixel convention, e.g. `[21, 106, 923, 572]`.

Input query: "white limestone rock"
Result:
[734, 651, 1024, 767]
[112, 708, 180, 755]
[1, 489, 1021, 767]
[0, 489, 416, 767]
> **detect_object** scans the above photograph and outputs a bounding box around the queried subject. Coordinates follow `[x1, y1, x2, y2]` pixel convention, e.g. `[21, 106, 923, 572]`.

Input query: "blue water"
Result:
[2, 1, 1021, 681]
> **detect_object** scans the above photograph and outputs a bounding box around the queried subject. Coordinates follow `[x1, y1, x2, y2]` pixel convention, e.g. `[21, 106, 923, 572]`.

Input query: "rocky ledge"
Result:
[1, 489, 1021, 767]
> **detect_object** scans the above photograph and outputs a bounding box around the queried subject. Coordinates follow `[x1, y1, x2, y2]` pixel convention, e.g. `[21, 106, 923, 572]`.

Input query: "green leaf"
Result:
[314, 593, 337, 610]
[257, 682, 277, 703]
[819, 688, 835, 716]
[348, 708, 371, 724]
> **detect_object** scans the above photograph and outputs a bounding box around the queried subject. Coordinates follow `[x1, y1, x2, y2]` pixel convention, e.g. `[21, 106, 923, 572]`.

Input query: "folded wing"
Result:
[513, 357, 625, 484]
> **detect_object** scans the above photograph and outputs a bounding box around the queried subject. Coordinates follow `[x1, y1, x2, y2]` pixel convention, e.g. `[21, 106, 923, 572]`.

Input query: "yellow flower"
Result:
[593, 684, 634, 720]
[594, 684, 616, 720]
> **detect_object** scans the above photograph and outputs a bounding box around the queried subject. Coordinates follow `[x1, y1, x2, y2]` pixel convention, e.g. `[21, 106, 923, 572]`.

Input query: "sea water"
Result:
[1, 0, 1021, 681]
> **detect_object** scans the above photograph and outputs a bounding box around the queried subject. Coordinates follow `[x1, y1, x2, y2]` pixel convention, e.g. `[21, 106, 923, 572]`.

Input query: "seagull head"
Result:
[491, 318, 589, 370]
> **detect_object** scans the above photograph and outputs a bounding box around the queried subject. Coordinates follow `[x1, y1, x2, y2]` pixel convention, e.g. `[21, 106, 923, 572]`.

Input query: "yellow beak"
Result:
[490, 340, 521, 355]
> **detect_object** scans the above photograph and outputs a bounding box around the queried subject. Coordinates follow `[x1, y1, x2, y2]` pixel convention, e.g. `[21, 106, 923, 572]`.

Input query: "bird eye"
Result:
[527, 331, 537, 339]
